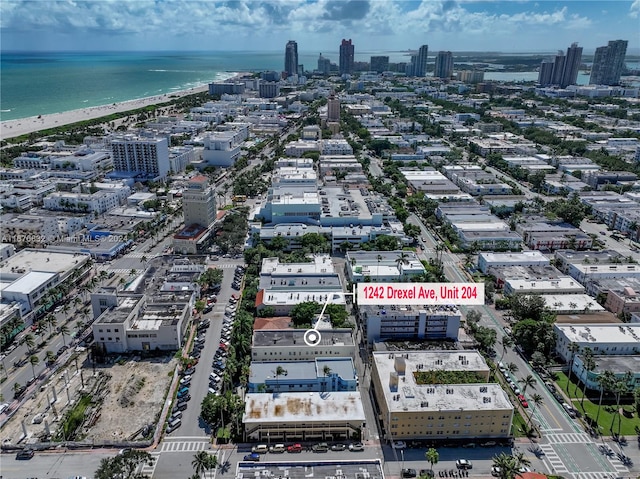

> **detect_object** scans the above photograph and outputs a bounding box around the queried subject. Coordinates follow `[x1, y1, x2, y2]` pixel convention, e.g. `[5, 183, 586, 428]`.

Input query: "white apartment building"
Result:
[251, 329, 355, 362]
[360, 304, 461, 343]
[110, 135, 170, 180]
[201, 131, 243, 167]
[346, 250, 425, 283]
[477, 251, 549, 274]
[554, 323, 640, 361]
[44, 191, 121, 215]
[319, 139, 353, 155]
[1, 214, 61, 245]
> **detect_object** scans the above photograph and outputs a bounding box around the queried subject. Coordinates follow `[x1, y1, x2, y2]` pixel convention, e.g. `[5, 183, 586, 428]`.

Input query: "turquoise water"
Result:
[1, 51, 310, 121]
[2, 51, 638, 122]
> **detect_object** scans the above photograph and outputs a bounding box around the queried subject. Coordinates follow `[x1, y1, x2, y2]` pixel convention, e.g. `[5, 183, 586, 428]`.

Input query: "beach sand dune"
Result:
[1, 85, 209, 140]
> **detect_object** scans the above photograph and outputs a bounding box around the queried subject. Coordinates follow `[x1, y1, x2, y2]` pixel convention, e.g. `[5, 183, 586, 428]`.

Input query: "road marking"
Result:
[539, 444, 569, 474]
[542, 402, 564, 429]
[545, 432, 592, 444]
[138, 451, 161, 477]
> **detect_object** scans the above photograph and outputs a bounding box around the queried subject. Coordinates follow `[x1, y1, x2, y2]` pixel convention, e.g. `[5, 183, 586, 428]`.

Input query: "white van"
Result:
[251, 444, 269, 454]
[166, 418, 182, 434]
[562, 402, 577, 418]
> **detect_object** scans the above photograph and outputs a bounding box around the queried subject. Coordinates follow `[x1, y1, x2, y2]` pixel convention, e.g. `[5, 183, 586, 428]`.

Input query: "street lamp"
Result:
[400, 449, 405, 470]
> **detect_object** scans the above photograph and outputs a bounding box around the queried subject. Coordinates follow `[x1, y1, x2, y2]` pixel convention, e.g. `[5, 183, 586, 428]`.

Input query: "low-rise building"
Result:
[371, 351, 513, 442]
[554, 323, 640, 361]
[243, 391, 366, 441]
[478, 251, 549, 274]
[359, 304, 460, 344]
[346, 251, 425, 283]
[251, 329, 355, 362]
[572, 355, 640, 391]
[247, 357, 357, 393]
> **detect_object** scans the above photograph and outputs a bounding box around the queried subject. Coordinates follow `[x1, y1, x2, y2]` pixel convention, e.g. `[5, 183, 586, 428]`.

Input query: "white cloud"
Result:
[630, 0, 640, 18]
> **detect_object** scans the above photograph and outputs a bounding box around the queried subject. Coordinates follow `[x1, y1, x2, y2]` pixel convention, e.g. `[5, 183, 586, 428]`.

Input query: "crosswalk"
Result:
[160, 438, 211, 453]
[545, 432, 592, 444]
[575, 472, 621, 479]
[539, 444, 569, 474]
[138, 451, 161, 477]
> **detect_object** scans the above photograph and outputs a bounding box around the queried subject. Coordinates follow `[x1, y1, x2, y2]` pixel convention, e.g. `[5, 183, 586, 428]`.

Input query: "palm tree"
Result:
[275, 366, 287, 392]
[580, 351, 596, 408]
[566, 342, 581, 392]
[24, 333, 36, 353]
[192, 451, 210, 478]
[425, 448, 439, 472]
[528, 393, 544, 426]
[595, 370, 616, 426]
[29, 354, 40, 381]
[609, 378, 628, 435]
[505, 362, 518, 375]
[519, 374, 537, 394]
[499, 336, 514, 362]
[59, 324, 70, 346]
[45, 314, 57, 335]
[376, 254, 383, 277]
[492, 452, 519, 479]
[45, 350, 56, 366]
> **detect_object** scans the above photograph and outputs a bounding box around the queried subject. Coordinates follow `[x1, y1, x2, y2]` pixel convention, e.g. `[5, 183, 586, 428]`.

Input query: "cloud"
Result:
[631, 0, 640, 18]
[321, 0, 370, 21]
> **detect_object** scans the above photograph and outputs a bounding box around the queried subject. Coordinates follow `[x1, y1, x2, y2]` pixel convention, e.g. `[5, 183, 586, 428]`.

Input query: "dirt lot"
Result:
[1, 352, 176, 446]
[87, 355, 176, 442]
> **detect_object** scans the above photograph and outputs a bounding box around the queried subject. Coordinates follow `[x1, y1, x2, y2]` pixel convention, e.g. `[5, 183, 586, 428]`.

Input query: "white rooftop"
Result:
[479, 251, 549, 263]
[243, 392, 365, 424]
[555, 323, 640, 344]
[2, 271, 57, 294]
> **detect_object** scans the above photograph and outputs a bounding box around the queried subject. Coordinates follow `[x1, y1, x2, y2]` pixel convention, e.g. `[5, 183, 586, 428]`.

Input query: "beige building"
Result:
[251, 329, 355, 361]
[371, 351, 513, 442]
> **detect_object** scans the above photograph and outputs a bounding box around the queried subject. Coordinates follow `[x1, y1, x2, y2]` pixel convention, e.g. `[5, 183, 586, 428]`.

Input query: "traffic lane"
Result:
[177, 261, 242, 438]
[0, 449, 113, 479]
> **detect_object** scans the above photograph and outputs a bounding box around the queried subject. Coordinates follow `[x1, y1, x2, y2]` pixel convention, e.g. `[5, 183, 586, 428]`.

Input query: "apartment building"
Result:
[371, 351, 513, 442]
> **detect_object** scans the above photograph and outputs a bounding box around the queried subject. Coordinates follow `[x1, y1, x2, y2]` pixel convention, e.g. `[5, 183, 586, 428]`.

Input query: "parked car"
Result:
[518, 394, 529, 408]
[331, 443, 346, 451]
[173, 402, 188, 412]
[392, 441, 407, 449]
[179, 375, 191, 386]
[491, 466, 502, 477]
[312, 442, 329, 452]
[166, 419, 181, 434]
[243, 453, 260, 462]
[349, 442, 365, 452]
[252, 444, 269, 454]
[287, 443, 303, 453]
[177, 394, 191, 403]
[270, 444, 286, 453]
[456, 459, 472, 470]
[16, 448, 35, 460]
[402, 469, 417, 478]
[182, 367, 195, 376]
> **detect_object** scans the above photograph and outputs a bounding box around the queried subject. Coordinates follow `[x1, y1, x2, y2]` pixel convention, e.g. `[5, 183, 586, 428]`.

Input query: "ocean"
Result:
[2, 51, 639, 122]
[0, 50, 327, 122]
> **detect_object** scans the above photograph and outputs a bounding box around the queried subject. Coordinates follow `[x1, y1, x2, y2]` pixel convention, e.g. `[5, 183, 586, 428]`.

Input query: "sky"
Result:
[1, 0, 639, 55]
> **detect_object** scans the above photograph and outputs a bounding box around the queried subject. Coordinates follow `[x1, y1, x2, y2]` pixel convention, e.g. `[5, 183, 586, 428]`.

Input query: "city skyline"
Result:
[1, 1, 639, 54]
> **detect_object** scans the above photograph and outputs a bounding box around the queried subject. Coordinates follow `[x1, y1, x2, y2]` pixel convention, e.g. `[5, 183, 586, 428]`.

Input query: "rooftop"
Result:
[0, 249, 90, 278]
[590, 355, 640, 374]
[372, 350, 511, 413]
[244, 391, 365, 423]
[252, 329, 354, 347]
[555, 323, 640, 344]
[249, 358, 356, 384]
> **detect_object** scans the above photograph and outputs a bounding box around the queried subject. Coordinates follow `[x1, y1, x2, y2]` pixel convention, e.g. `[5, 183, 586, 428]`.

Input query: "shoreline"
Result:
[0, 85, 210, 140]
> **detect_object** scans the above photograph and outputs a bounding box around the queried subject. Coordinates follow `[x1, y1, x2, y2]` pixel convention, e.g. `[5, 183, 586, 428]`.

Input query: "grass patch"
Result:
[56, 394, 92, 441]
[554, 372, 585, 400]
[511, 410, 531, 437]
[554, 372, 640, 436]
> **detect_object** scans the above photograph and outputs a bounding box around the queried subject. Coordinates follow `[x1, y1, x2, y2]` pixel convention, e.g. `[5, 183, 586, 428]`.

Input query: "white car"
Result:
[179, 375, 191, 385]
[391, 441, 406, 449]
[456, 459, 472, 470]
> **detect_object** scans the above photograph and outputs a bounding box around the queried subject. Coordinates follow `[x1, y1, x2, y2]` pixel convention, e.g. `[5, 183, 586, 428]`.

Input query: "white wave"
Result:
[1, 109, 11, 112]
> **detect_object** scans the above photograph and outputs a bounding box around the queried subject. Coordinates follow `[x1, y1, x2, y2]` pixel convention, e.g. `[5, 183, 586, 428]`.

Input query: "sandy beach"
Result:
[0, 84, 210, 140]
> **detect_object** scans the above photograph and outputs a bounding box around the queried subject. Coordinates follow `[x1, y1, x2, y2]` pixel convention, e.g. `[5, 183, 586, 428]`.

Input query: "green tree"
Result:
[579, 348, 596, 407]
[474, 326, 497, 353]
[94, 449, 154, 479]
[595, 370, 616, 426]
[491, 452, 520, 479]
[566, 342, 581, 393]
[59, 324, 70, 346]
[425, 448, 439, 472]
[192, 450, 217, 478]
[29, 354, 40, 380]
[518, 374, 537, 394]
[499, 336, 514, 362]
[24, 333, 36, 353]
[290, 301, 320, 327]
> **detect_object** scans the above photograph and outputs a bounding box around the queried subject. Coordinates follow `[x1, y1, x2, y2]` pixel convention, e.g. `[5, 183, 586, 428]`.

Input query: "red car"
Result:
[518, 394, 529, 408]
[287, 443, 303, 453]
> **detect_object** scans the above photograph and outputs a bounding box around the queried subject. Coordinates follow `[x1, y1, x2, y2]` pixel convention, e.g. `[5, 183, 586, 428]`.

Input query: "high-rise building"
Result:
[434, 51, 453, 79]
[110, 134, 170, 180]
[414, 44, 429, 77]
[370, 56, 389, 73]
[590, 40, 628, 86]
[538, 42, 582, 88]
[284, 40, 298, 77]
[561, 42, 583, 88]
[317, 53, 331, 75]
[182, 175, 217, 229]
[327, 95, 340, 122]
[339, 39, 354, 75]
